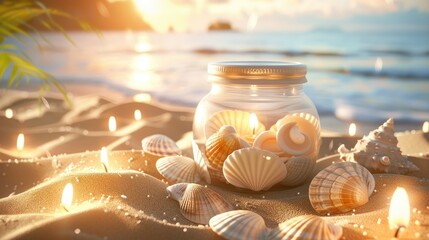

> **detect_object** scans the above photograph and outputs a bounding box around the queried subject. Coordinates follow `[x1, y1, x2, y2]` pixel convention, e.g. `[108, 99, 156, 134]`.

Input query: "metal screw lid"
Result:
[208, 61, 307, 84]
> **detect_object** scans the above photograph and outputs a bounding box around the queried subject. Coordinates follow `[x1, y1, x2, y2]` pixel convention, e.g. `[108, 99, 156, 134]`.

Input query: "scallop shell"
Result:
[280, 157, 315, 187]
[205, 126, 242, 182]
[338, 118, 419, 174]
[178, 183, 234, 224]
[156, 156, 201, 183]
[205, 110, 266, 139]
[223, 148, 287, 191]
[209, 210, 270, 240]
[192, 140, 211, 183]
[253, 130, 284, 155]
[268, 215, 343, 240]
[141, 134, 182, 157]
[277, 122, 312, 156]
[271, 113, 320, 158]
[309, 161, 375, 214]
[166, 182, 189, 201]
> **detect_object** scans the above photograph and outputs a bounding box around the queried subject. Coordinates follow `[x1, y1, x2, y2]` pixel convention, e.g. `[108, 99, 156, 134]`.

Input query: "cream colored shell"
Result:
[141, 134, 182, 157]
[253, 130, 284, 155]
[280, 157, 315, 187]
[156, 156, 201, 184]
[192, 140, 211, 184]
[276, 122, 312, 156]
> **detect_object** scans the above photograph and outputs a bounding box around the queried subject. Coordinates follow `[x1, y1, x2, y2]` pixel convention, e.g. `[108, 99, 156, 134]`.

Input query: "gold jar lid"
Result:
[208, 61, 307, 84]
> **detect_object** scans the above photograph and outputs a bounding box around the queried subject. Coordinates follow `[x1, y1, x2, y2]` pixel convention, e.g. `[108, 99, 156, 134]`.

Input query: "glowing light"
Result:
[375, 57, 383, 73]
[17, 133, 24, 151]
[423, 121, 429, 133]
[134, 110, 142, 121]
[389, 187, 410, 237]
[109, 116, 117, 132]
[100, 147, 109, 172]
[5, 109, 13, 119]
[133, 93, 152, 103]
[349, 123, 357, 137]
[246, 13, 258, 31]
[249, 113, 259, 136]
[61, 183, 73, 212]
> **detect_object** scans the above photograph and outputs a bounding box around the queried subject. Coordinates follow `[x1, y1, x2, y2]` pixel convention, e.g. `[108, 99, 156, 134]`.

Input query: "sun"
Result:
[133, 0, 161, 16]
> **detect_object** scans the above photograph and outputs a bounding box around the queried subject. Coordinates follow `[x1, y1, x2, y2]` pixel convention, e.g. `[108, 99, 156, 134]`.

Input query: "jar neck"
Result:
[210, 82, 304, 96]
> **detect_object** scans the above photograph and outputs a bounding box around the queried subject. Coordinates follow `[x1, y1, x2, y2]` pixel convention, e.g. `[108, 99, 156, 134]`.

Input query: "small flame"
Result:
[375, 57, 383, 73]
[134, 109, 142, 121]
[389, 187, 410, 229]
[108, 116, 117, 132]
[423, 121, 429, 133]
[133, 93, 152, 103]
[17, 133, 24, 151]
[5, 108, 13, 119]
[249, 113, 259, 135]
[349, 123, 357, 137]
[101, 147, 109, 170]
[61, 183, 73, 211]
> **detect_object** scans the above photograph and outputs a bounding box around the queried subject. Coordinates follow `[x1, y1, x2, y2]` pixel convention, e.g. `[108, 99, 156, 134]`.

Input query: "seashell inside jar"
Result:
[193, 61, 321, 188]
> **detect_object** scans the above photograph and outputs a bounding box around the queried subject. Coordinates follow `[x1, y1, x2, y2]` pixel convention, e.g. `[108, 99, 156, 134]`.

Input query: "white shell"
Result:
[166, 183, 189, 201]
[156, 156, 201, 183]
[276, 122, 312, 156]
[192, 140, 211, 183]
[309, 161, 375, 214]
[141, 134, 182, 156]
[280, 157, 315, 187]
[253, 130, 284, 155]
[205, 110, 266, 139]
[268, 215, 343, 240]
[209, 210, 269, 240]
[178, 183, 234, 224]
[223, 148, 287, 191]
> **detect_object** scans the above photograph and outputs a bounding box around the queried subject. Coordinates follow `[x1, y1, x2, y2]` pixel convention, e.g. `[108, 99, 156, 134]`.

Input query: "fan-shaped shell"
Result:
[209, 210, 270, 240]
[277, 122, 312, 156]
[271, 113, 320, 158]
[309, 162, 375, 214]
[223, 148, 287, 191]
[281, 157, 315, 187]
[253, 130, 284, 155]
[156, 156, 201, 183]
[205, 126, 242, 176]
[205, 110, 266, 139]
[166, 183, 189, 201]
[192, 140, 211, 183]
[141, 134, 182, 157]
[179, 183, 234, 224]
[268, 215, 343, 240]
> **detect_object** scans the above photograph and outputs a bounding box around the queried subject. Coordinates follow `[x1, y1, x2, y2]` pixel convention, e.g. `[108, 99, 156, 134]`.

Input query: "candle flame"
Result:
[249, 113, 259, 133]
[349, 123, 357, 136]
[5, 108, 13, 119]
[108, 116, 117, 132]
[61, 183, 73, 211]
[101, 147, 109, 171]
[134, 109, 142, 121]
[17, 133, 24, 151]
[423, 121, 429, 133]
[389, 187, 410, 229]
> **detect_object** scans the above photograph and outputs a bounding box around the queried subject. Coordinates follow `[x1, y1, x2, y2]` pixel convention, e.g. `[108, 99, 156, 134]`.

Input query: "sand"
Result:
[0, 90, 428, 240]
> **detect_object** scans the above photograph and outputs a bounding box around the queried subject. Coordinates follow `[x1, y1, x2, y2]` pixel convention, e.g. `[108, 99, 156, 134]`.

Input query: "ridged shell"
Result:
[156, 156, 201, 183]
[166, 183, 189, 201]
[309, 162, 375, 214]
[280, 157, 315, 187]
[141, 134, 182, 157]
[268, 215, 343, 240]
[179, 183, 234, 224]
[192, 140, 211, 183]
[338, 118, 419, 174]
[209, 210, 270, 240]
[223, 148, 287, 191]
[253, 130, 284, 155]
[271, 113, 320, 158]
[277, 122, 312, 156]
[205, 110, 266, 139]
[205, 126, 242, 182]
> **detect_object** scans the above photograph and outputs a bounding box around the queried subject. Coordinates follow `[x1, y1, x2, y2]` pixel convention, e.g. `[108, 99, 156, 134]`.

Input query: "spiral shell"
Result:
[205, 110, 266, 138]
[177, 183, 234, 224]
[338, 118, 419, 174]
[223, 148, 287, 191]
[276, 122, 312, 156]
[280, 157, 315, 187]
[268, 215, 343, 240]
[309, 162, 375, 214]
[209, 210, 270, 240]
[141, 134, 182, 157]
[156, 156, 201, 183]
[253, 130, 284, 155]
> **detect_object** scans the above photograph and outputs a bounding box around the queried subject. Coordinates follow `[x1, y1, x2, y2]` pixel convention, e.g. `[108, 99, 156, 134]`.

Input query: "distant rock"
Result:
[208, 21, 233, 31]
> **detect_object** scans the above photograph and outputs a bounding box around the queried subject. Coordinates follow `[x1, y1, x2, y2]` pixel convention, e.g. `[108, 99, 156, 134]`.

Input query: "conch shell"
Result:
[277, 122, 312, 156]
[309, 161, 375, 214]
[338, 118, 419, 174]
[141, 134, 182, 157]
[253, 130, 284, 155]
[156, 156, 201, 183]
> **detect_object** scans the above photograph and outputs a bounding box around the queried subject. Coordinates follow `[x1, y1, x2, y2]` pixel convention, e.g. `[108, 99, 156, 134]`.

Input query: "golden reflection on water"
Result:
[128, 52, 162, 92]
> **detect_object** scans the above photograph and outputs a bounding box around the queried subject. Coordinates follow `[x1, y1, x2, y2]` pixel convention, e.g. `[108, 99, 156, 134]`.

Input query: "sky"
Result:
[130, 0, 429, 32]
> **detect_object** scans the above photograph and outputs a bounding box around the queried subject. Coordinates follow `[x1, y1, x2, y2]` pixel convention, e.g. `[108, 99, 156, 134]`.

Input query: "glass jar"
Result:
[192, 61, 320, 184]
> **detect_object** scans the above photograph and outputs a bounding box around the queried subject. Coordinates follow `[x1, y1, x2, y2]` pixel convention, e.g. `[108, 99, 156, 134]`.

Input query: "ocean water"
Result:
[4, 30, 429, 128]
